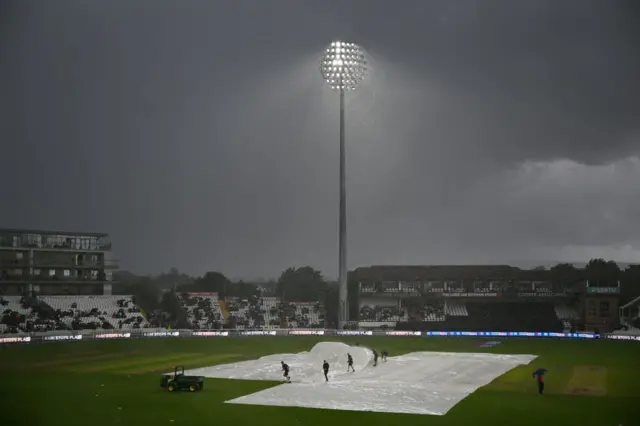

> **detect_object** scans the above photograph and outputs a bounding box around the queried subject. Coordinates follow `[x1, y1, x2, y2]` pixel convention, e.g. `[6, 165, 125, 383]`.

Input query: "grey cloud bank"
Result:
[1, 0, 639, 278]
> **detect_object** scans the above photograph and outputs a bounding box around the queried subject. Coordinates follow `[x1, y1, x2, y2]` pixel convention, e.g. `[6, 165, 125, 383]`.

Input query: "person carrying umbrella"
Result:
[532, 368, 547, 395]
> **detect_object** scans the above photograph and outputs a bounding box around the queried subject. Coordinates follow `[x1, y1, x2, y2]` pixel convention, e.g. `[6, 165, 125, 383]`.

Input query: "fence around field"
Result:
[0, 328, 639, 344]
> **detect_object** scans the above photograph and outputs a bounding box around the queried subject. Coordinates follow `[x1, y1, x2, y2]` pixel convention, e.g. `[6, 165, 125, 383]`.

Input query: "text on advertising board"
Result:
[95, 333, 130, 339]
[43, 335, 83, 341]
[241, 331, 276, 336]
[192, 331, 229, 337]
[288, 330, 325, 336]
[385, 331, 421, 336]
[337, 330, 373, 336]
[442, 292, 498, 297]
[143, 331, 179, 338]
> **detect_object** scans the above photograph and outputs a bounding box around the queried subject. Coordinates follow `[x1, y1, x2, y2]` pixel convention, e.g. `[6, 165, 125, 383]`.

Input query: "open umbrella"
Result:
[532, 368, 548, 378]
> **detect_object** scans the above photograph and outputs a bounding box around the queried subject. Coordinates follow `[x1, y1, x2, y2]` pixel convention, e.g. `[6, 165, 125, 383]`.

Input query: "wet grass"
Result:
[0, 336, 638, 426]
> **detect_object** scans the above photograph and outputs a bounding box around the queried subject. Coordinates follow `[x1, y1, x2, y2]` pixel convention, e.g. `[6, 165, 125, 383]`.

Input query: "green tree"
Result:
[160, 289, 180, 319]
[153, 267, 194, 289]
[227, 280, 258, 299]
[114, 277, 160, 314]
[621, 265, 640, 304]
[181, 271, 230, 298]
[549, 263, 580, 286]
[277, 266, 326, 302]
[584, 258, 621, 286]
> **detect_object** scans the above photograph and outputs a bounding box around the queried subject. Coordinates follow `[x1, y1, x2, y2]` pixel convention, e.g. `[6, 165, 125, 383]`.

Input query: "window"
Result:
[63, 270, 70, 277]
[587, 299, 597, 317]
[599, 301, 610, 318]
[16, 252, 23, 260]
[49, 269, 55, 276]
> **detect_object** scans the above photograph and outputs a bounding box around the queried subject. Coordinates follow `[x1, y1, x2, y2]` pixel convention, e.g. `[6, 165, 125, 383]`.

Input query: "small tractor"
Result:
[160, 366, 205, 392]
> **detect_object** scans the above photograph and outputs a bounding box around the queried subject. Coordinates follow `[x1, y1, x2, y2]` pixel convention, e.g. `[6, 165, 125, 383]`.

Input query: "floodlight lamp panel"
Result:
[320, 40, 366, 91]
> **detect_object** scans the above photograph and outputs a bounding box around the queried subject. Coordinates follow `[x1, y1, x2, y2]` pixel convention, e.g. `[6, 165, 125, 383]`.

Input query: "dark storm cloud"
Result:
[1, 0, 639, 277]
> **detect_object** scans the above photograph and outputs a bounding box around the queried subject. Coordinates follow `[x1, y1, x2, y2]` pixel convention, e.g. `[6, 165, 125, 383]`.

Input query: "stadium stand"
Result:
[262, 296, 281, 327]
[445, 301, 468, 316]
[405, 301, 445, 322]
[41, 295, 149, 330]
[281, 301, 323, 328]
[359, 304, 407, 323]
[465, 302, 563, 332]
[208, 295, 323, 329]
[226, 296, 265, 329]
[1, 295, 150, 332]
[178, 293, 224, 329]
[554, 304, 580, 330]
[0, 296, 37, 333]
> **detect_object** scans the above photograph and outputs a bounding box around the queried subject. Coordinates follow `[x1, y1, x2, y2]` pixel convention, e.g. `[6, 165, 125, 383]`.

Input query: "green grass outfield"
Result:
[1, 336, 639, 426]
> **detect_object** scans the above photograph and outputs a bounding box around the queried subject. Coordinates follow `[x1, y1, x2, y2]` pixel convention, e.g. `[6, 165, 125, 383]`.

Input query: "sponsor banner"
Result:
[0, 336, 31, 344]
[385, 331, 421, 336]
[43, 335, 82, 341]
[587, 286, 620, 295]
[518, 292, 565, 297]
[442, 292, 499, 297]
[607, 334, 640, 341]
[336, 330, 373, 336]
[288, 330, 325, 336]
[192, 331, 229, 337]
[425, 331, 599, 339]
[241, 330, 276, 336]
[95, 332, 131, 339]
[143, 331, 179, 338]
[2, 328, 633, 344]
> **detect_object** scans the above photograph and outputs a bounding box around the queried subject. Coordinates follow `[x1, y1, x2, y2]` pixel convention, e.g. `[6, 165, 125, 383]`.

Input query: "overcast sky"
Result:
[1, 0, 639, 279]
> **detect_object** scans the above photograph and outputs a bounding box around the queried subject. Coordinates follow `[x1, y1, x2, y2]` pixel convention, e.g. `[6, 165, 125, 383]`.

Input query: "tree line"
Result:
[112, 266, 337, 326]
[112, 259, 640, 325]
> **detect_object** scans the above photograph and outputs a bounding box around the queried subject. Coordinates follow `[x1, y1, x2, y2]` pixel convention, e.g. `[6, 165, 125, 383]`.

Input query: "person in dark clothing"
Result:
[323, 360, 329, 382]
[381, 350, 388, 362]
[347, 353, 355, 372]
[372, 349, 378, 367]
[281, 361, 291, 383]
[533, 370, 545, 394]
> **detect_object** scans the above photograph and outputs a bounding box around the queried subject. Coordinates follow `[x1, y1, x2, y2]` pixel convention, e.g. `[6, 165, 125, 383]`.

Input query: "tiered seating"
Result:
[0, 296, 38, 333]
[554, 304, 580, 330]
[178, 293, 223, 329]
[406, 302, 445, 322]
[359, 304, 406, 322]
[41, 296, 150, 329]
[612, 325, 640, 335]
[445, 301, 468, 316]
[226, 296, 266, 329]
[281, 301, 323, 328]
[262, 297, 281, 327]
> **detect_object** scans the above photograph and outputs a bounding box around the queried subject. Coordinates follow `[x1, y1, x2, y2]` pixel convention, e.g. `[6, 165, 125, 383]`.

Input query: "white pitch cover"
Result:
[182, 341, 537, 416]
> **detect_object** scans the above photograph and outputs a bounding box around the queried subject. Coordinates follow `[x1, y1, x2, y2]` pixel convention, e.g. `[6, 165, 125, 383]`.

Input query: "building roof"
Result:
[351, 265, 524, 281]
[0, 228, 109, 237]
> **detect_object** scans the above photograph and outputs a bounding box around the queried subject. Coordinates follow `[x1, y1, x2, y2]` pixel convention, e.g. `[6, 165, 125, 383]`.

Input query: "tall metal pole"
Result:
[321, 40, 365, 329]
[338, 88, 348, 329]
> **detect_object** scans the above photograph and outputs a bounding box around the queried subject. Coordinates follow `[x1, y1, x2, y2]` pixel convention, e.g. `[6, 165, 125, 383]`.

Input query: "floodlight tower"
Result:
[320, 41, 366, 329]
